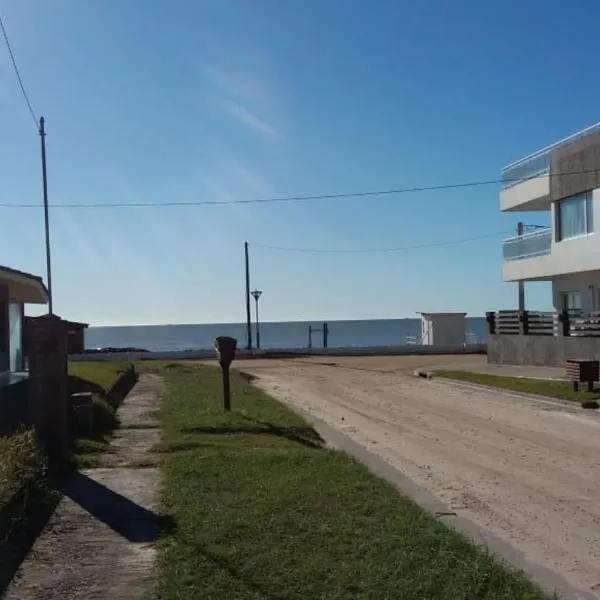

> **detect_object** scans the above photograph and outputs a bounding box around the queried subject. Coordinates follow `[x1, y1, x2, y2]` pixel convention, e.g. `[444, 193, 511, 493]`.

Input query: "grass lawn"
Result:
[152, 363, 550, 600]
[436, 370, 600, 406]
[68, 361, 130, 393]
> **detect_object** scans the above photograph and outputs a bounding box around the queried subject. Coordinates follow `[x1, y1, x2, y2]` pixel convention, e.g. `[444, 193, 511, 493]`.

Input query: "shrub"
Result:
[0, 429, 45, 507]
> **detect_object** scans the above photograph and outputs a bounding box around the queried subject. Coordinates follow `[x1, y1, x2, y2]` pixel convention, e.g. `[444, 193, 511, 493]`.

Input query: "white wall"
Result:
[503, 187, 600, 282]
[500, 174, 550, 212]
[552, 271, 600, 311]
[421, 314, 466, 346]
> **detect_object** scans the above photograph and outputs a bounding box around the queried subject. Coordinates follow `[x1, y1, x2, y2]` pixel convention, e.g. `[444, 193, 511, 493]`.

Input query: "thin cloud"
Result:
[220, 98, 281, 139]
[202, 65, 268, 104]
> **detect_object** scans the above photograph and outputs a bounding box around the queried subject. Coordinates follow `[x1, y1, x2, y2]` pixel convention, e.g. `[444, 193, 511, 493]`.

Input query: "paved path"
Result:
[238, 356, 600, 599]
[4, 374, 164, 600]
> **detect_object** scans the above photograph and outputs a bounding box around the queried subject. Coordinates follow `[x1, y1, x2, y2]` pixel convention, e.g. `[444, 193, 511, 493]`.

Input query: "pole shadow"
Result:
[180, 420, 325, 450]
[60, 471, 175, 543]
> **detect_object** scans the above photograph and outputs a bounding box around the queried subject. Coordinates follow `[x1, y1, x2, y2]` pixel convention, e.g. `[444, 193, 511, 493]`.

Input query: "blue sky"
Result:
[1, 0, 599, 325]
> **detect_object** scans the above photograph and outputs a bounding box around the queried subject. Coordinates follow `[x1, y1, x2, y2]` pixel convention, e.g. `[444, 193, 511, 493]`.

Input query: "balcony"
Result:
[500, 121, 600, 212]
[501, 121, 600, 189]
[503, 228, 551, 261]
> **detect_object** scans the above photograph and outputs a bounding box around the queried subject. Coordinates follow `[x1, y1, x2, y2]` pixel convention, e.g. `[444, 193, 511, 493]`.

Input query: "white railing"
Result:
[501, 121, 600, 189]
[503, 227, 551, 261]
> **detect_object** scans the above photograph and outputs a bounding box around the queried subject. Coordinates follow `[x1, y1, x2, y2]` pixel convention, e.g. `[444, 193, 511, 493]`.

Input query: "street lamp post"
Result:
[251, 289, 263, 349]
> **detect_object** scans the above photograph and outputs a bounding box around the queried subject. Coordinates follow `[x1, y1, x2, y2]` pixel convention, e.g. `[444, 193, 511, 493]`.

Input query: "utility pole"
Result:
[39, 116, 53, 314]
[517, 221, 524, 312]
[244, 242, 252, 349]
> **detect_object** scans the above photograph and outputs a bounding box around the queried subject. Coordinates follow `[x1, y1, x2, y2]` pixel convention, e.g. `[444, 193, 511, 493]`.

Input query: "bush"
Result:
[0, 429, 45, 507]
[581, 399, 599, 409]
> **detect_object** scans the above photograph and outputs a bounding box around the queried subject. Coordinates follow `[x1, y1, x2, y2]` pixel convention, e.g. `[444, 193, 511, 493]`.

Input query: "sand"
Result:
[235, 355, 600, 598]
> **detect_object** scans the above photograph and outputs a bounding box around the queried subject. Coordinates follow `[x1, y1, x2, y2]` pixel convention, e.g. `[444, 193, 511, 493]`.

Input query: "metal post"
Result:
[517, 222, 524, 312]
[251, 289, 262, 350]
[39, 117, 53, 314]
[245, 242, 252, 349]
[222, 366, 231, 411]
[308, 325, 312, 348]
[255, 296, 260, 349]
[323, 322, 328, 348]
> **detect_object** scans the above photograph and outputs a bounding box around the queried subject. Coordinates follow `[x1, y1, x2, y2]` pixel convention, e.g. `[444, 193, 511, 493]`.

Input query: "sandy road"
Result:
[235, 355, 600, 598]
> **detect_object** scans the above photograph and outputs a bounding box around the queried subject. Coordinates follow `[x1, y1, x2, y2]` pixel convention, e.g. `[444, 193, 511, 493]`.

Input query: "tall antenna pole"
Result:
[40, 116, 53, 314]
[245, 242, 252, 349]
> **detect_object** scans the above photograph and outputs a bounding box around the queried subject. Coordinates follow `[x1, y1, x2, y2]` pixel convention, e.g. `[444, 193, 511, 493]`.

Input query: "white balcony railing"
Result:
[503, 227, 551, 261]
[501, 121, 600, 189]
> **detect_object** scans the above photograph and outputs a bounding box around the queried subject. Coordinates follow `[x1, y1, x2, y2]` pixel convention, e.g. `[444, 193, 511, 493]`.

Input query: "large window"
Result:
[8, 303, 22, 372]
[556, 192, 593, 240]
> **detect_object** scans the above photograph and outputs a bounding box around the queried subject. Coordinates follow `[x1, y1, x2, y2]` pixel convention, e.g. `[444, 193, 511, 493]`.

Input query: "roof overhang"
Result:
[0, 266, 49, 304]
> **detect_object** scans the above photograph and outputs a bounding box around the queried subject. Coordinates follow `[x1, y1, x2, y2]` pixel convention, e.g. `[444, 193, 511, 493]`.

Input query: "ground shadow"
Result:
[0, 489, 61, 596]
[61, 471, 175, 543]
[181, 419, 325, 450]
[68, 374, 105, 397]
[196, 543, 287, 600]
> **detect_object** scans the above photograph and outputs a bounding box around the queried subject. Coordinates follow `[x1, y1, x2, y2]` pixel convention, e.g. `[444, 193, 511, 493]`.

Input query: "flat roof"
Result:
[0, 265, 49, 304]
[418, 312, 467, 317]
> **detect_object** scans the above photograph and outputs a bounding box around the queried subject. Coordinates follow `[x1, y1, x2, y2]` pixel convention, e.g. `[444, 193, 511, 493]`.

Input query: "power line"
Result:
[0, 168, 595, 209]
[0, 15, 38, 129]
[250, 231, 511, 253]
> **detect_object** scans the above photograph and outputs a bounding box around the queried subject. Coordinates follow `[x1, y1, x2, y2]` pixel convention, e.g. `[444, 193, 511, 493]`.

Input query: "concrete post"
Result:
[27, 314, 69, 467]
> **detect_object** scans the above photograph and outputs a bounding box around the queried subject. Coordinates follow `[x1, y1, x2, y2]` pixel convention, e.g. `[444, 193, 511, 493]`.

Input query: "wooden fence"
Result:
[485, 309, 600, 337]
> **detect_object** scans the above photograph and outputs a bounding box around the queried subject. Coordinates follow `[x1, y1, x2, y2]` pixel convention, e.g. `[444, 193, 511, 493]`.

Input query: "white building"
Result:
[501, 122, 600, 313]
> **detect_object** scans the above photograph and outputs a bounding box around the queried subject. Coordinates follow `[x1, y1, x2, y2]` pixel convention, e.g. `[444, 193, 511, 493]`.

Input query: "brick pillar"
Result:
[27, 314, 69, 467]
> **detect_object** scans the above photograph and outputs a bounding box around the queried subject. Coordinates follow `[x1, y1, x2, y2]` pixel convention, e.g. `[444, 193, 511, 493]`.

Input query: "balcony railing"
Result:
[503, 227, 551, 261]
[501, 121, 600, 189]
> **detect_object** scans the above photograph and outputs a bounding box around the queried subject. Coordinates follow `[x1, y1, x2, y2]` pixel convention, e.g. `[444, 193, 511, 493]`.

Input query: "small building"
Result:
[419, 312, 467, 347]
[23, 317, 89, 357]
[0, 265, 49, 377]
[64, 320, 88, 354]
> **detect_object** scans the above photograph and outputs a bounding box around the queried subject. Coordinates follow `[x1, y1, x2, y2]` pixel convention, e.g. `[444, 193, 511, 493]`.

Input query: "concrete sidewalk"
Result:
[425, 361, 567, 381]
[4, 374, 165, 600]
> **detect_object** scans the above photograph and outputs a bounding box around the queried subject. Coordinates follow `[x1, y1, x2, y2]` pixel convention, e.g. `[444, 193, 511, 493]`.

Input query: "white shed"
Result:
[419, 312, 467, 347]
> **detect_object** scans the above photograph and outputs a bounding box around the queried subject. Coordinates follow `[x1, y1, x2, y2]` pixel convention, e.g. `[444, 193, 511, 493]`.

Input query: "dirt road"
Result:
[236, 355, 600, 598]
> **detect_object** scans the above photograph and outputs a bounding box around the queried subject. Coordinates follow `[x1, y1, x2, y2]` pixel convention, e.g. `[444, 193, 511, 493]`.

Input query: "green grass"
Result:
[151, 363, 551, 600]
[68, 361, 130, 393]
[436, 370, 600, 405]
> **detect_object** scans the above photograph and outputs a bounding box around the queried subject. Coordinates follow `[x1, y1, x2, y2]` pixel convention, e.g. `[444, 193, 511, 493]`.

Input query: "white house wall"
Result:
[552, 271, 600, 311]
[502, 187, 600, 282]
[499, 174, 550, 212]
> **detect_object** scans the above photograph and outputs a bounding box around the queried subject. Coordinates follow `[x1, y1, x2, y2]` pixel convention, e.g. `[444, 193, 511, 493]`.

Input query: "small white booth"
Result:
[419, 312, 467, 347]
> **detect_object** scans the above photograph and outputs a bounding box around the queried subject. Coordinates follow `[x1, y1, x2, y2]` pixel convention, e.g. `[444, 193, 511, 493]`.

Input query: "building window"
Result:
[562, 291, 582, 312]
[8, 303, 22, 371]
[556, 192, 593, 240]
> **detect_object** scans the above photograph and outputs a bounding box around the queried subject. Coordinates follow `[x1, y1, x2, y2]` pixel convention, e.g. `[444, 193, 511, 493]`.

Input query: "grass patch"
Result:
[436, 370, 600, 405]
[68, 361, 130, 395]
[152, 364, 550, 599]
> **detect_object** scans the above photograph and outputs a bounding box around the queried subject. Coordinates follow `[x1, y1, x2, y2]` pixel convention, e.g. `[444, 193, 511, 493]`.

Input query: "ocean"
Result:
[85, 318, 487, 352]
